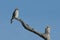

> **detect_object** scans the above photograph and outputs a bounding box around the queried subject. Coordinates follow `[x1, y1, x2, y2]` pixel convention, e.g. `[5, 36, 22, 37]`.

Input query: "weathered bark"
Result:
[15, 18, 50, 40]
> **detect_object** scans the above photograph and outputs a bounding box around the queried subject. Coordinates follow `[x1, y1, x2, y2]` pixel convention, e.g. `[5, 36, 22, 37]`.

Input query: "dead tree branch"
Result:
[15, 18, 50, 40]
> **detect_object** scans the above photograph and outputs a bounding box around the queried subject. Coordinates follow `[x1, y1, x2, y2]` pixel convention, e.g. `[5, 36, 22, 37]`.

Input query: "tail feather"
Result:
[10, 18, 14, 24]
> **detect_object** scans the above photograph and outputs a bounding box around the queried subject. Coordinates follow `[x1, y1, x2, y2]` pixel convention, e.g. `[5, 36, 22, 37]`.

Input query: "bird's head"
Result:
[15, 8, 19, 10]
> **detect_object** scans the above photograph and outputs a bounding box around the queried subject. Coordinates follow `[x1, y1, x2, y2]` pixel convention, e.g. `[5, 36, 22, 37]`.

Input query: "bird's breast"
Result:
[15, 10, 19, 18]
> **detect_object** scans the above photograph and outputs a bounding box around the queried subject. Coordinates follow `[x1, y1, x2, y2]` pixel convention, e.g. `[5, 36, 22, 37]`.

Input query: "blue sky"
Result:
[0, 0, 60, 40]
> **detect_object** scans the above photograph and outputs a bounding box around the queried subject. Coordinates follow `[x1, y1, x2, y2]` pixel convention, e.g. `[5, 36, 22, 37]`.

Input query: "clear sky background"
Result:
[0, 0, 60, 40]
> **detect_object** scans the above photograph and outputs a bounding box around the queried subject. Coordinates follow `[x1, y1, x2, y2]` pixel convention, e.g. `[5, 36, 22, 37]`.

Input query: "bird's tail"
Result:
[10, 18, 13, 24]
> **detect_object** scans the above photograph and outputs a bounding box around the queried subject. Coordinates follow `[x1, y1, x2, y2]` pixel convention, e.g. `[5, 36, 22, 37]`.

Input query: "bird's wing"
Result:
[10, 9, 16, 24]
[12, 10, 16, 18]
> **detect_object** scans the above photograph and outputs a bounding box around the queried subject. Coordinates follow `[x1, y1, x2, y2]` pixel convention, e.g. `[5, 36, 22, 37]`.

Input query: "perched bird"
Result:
[11, 8, 19, 23]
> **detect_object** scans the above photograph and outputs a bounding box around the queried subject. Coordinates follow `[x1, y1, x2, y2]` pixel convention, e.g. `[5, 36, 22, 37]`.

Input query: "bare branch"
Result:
[15, 18, 46, 39]
[15, 18, 50, 40]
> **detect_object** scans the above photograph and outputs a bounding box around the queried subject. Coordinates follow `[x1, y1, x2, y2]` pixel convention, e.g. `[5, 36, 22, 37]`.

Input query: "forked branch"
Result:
[15, 18, 50, 40]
